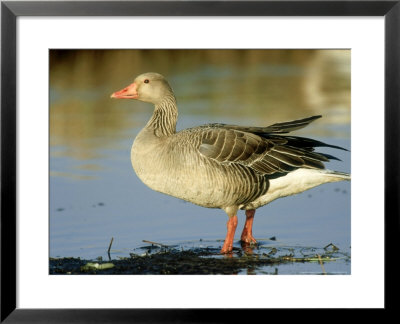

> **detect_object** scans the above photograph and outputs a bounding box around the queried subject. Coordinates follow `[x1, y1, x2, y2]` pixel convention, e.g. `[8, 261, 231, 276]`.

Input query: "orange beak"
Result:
[110, 82, 138, 99]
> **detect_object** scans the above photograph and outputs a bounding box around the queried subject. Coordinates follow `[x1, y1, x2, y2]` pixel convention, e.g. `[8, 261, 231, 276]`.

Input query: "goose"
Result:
[111, 72, 350, 254]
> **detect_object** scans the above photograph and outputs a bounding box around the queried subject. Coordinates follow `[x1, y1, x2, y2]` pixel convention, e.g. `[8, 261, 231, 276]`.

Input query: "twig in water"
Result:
[108, 237, 114, 254]
[317, 254, 327, 275]
[142, 239, 168, 248]
[324, 243, 339, 251]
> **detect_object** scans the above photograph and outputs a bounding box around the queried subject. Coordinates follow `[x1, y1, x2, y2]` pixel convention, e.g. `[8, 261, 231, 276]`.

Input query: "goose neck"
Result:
[146, 95, 178, 137]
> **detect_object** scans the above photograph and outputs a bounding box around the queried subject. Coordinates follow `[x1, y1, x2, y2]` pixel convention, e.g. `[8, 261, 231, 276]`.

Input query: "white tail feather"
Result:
[242, 168, 350, 209]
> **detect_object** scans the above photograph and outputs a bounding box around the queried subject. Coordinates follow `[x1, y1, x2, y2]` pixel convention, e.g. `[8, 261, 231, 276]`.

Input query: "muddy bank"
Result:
[50, 243, 350, 275]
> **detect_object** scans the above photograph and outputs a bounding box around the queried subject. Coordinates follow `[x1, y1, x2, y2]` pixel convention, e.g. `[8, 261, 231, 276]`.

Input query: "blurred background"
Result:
[50, 49, 351, 273]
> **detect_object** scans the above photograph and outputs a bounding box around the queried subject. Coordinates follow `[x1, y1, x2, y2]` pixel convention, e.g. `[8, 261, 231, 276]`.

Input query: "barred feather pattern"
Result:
[146, 94, 178, 137]
[196, 126, 330, 175]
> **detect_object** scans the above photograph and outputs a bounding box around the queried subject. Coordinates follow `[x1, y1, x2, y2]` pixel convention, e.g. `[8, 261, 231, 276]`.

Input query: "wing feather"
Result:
[195, 116, 347, 177]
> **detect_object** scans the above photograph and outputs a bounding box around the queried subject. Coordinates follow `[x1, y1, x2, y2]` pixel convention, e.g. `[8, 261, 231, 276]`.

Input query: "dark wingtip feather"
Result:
[259, 115, 323, 134]
[321, 142, 349, 152]
[319, 153, 342, 161]
[306, 115, 322, 121]
[283, 136, 349, 152]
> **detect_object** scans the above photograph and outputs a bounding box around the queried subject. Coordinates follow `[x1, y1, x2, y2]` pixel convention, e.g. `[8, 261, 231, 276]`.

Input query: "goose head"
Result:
[110, 72, 174, 105]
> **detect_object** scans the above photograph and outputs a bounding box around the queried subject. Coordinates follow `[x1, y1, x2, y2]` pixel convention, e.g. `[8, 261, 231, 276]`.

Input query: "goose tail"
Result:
[323, 170, 351, 181]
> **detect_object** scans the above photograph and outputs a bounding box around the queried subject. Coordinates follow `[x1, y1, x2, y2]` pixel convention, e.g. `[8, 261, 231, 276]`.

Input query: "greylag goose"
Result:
[111, 72, 350, 254]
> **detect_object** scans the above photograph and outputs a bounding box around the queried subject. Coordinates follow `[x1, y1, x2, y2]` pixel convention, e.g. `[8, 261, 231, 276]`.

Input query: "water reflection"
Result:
[50, 49, 351, 271]
[50, 49, 350, 161]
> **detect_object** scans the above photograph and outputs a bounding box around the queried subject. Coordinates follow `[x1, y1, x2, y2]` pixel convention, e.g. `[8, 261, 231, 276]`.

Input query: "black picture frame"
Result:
[1, 0, 398, 321]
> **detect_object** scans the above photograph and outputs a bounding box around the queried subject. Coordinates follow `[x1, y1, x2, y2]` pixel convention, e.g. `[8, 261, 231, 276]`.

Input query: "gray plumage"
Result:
[111, 72, 350, 252]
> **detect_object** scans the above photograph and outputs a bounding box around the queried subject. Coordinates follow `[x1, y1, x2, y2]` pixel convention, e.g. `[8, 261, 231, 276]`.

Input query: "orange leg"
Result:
[220, 215, 238, 254]
[240, 209, 257, 244]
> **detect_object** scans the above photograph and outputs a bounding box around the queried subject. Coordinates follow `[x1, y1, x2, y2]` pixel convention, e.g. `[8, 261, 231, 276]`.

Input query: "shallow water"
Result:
[49, 49, 351, 274]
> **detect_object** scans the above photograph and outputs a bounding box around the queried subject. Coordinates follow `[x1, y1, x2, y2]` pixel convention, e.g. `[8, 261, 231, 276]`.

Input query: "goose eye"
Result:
[144, 79, 149, 84]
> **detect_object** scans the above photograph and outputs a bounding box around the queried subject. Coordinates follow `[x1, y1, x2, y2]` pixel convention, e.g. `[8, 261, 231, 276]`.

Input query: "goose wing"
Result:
[197, 116, 343, 176]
